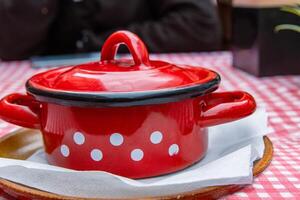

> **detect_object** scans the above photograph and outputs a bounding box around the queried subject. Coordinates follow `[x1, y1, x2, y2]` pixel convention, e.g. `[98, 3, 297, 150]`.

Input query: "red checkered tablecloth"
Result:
[0, 52, 300, 199]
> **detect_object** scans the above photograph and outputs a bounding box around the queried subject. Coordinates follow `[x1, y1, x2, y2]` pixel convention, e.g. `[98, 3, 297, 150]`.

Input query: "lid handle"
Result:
[101, 31, 150, 66]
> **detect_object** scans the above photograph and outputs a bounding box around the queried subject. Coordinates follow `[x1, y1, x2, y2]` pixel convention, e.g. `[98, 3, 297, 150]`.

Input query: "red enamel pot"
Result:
[0, 31, 256, 178]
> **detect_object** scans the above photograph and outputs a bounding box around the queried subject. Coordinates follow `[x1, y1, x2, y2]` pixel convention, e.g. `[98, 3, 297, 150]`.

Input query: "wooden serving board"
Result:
[0, 129, 273, 200]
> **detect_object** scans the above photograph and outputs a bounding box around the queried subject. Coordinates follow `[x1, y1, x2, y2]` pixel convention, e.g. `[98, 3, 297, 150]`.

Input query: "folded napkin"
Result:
[0, 108, 268, 199]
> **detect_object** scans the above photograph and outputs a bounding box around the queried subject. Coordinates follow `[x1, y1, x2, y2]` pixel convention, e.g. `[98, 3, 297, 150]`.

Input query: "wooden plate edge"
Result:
[0, 134, 273, 200]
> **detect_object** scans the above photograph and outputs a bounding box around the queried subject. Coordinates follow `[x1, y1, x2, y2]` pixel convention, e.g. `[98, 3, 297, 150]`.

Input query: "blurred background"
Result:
[0, 0, 221, 59]
[0, 0, 299, 76]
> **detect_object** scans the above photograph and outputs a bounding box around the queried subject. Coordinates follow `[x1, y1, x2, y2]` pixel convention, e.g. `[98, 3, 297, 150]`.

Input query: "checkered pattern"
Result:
[0, 52, 300, 199]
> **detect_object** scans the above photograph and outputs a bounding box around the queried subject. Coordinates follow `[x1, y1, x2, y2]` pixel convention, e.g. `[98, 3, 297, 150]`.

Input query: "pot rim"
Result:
[26, 73, 220, 107]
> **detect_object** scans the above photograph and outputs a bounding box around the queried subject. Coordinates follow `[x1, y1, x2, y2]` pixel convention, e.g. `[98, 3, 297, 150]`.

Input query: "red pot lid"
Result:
[27, 31, 220, 106]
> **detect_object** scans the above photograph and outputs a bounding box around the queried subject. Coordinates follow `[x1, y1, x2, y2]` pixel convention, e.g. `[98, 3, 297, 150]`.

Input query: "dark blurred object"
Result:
[49, 0, 221, 55]
[230, 1, 300, 77]
[0, 0, 221, 60]
[0, 0, 58, 60]
[217, 0, 232, 49]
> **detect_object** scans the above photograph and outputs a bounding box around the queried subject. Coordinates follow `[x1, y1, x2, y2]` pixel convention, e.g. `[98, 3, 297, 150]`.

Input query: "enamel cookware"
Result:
[0, 31, 256, 178]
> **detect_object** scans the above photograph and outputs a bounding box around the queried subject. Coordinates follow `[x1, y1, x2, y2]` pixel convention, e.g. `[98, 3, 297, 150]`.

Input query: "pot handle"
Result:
[101, 30, 150, 66]
[200, 91, 256, 127]
[0, 93, 40, 129]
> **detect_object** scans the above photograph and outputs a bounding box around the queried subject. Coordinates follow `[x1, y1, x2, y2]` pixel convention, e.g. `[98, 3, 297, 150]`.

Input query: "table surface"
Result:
[0, 52, 300, 199]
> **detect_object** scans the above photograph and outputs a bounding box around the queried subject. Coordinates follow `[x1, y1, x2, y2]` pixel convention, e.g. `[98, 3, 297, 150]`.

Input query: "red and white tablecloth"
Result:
[0, 52, 300, 199]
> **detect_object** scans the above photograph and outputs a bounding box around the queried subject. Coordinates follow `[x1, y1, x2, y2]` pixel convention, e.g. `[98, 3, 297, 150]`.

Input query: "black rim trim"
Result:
[26, 75, 220, 107]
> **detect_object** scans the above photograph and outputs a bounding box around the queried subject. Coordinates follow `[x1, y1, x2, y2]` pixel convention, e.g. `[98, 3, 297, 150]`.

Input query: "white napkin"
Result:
[0, 108, 268, 199]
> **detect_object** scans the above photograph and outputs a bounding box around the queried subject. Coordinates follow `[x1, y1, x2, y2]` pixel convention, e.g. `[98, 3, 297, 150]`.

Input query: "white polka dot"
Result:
[150, 131, 163, 144]
[60, 145, 70, 157]
[168, 144, 179, 156]
[90, 149, 103, 161]
[110, 133, 124, 146]
[131, 149, 144, 161]
[73, 132, 85, 145]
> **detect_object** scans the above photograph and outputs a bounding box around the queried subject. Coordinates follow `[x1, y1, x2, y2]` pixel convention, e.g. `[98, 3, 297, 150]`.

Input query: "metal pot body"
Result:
[0, 91, 256, 178]
[40, 97, 208, 178]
